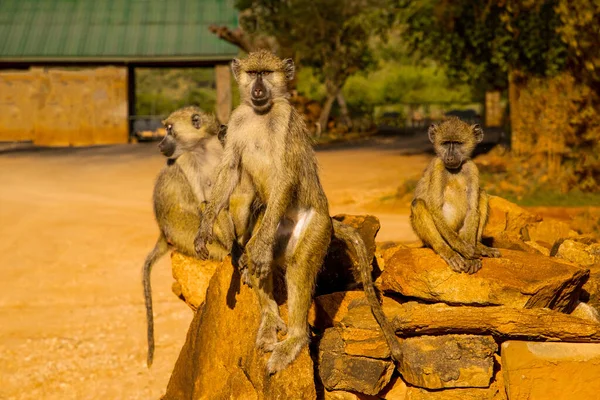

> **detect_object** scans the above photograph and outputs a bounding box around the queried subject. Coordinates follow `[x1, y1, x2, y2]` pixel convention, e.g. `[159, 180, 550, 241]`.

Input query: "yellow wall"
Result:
[0, 67, 128, 146]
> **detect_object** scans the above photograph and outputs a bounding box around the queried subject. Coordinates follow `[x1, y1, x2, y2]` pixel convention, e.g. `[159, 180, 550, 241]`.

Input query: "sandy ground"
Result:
[0, 138, 429, 400]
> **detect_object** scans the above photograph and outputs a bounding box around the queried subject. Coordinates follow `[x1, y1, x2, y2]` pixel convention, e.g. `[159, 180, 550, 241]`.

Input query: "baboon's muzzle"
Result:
[158, 137, 175, 157]
[251, 75, 269, 107]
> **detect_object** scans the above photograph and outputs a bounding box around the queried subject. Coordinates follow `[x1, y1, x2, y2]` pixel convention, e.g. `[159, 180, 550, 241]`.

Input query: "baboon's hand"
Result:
[478, 244, 501, 258]
[194, 220, 213, 260]
[458, 241, 481, 259]
[444, 253, 468, 273]
[247, 239, 273, 280]
[465, 258, 482, 274]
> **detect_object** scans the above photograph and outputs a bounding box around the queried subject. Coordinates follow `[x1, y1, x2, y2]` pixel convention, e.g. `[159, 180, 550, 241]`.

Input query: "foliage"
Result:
[235, 0, 396, 128]
[399, 0, 568, 89]
[555, 0, 600, 86]
[135, 68, 216, 116]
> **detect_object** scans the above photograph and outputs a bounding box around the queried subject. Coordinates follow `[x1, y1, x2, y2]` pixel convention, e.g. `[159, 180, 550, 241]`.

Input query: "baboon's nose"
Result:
[253, 87, 263, 97]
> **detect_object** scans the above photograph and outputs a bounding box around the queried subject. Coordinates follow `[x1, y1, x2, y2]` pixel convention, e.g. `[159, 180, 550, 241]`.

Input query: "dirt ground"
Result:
[0, 138, 430, 400]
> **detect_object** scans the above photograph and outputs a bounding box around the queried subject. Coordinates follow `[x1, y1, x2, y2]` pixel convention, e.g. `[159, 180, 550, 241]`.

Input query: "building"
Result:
[0, 0, 238, 146]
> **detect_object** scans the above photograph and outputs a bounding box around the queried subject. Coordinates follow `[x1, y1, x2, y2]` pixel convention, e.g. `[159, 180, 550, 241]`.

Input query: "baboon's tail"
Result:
[332, 220, 403, 363]
[142, 234, 169, 367]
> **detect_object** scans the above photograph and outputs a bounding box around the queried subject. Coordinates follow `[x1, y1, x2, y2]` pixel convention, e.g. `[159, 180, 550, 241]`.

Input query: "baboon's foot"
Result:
[266, 334, 308, 375]
[478, 244, 501, 258]
[464, 258, 482, 274]
[256, 313, 287, 352]
[442, 253, 468, 273]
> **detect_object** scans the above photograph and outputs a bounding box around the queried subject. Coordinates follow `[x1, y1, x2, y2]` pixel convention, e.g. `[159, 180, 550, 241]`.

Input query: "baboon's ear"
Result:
[218, 124, 227, 146]
[472, 124, 484, 143]
[283, 58, 295, 81]
[191, 114, 202, 129]
[231, 59, 241, 81]
[428, 123, 437, 143]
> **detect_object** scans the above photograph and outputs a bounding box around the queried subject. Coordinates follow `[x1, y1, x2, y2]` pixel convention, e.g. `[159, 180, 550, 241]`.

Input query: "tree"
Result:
[218, 0, 394, 133]
[399, 0, 600, 192]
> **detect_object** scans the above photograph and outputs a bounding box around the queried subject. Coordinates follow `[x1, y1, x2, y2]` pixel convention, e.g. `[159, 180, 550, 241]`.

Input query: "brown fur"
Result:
[143, 107, 239, 367]
[195, 51, 400, 373]
[411, 117, 500, 274]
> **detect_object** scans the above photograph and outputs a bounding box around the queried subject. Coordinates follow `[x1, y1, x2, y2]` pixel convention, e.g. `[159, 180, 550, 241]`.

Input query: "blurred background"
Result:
[0, 0, 598, 399]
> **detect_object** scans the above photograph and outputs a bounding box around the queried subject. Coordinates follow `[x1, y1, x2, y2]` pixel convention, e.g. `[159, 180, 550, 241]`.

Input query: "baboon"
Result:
[143, 107, 245, 367]
[410, 117, 501, 274]
[194, 50, 401, 374]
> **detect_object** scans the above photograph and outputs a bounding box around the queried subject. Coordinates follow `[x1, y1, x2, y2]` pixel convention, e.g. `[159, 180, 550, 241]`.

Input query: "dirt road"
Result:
[0, 139, 429, 399]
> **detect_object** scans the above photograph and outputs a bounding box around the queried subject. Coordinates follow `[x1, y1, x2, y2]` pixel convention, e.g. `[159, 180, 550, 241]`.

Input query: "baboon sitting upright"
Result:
[143, 107, 243, 367]
[411, 117, 501, 274]
[195, 50, 401, 374]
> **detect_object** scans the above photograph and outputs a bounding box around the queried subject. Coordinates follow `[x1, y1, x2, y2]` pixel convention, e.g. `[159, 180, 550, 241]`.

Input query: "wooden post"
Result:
[127, 65, 136, 141]
[215, 64, 232, 124]
[485, 90, 502, 128]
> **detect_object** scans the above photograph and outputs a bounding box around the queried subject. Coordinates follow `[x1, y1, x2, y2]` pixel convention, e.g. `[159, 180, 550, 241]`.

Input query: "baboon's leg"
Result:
[266, 214, 330, 374]
[252, 272, 287, 352]
[475, 190, 501, 258]
[411, 199, 475, 273]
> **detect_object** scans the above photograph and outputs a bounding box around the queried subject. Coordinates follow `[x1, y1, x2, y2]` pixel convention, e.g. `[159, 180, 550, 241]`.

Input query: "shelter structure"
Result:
[0, 0, 238, 146]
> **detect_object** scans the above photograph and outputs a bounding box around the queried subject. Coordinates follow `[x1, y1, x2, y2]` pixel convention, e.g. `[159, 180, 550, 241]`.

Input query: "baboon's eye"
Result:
[262, 71, 272, 76]
[247, 71, 257, 77]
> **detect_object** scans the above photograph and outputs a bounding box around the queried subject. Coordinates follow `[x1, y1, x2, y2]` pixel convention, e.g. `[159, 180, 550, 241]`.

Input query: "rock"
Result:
[170, 251, 219, 311]
[523, 240, 551, 256]
[501, 341, 600, 400]
[583, 264, 600, 310]
[483, 196, 541, 240]
[379, 371, 507, 400]
[397, 335, 497, 389]
[570, 302, 600, 323]
[308, 291, 367, 330]
[323, 390, 378, 400]
[555, 239, 600, 266]
[523, 219, 578, 245]
[338, 327, 390, 359]
[343, 302, 600, 342]
[317, 214, 381, 295]
[318, 328, 395, 395]
[375, 242, 408, 272]
[380, 248, 588, 313]
[163, 259, 316, 400]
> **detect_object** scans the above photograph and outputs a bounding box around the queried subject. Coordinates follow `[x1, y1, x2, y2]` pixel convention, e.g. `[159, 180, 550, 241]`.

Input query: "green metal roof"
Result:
[0, 0, 239, 63]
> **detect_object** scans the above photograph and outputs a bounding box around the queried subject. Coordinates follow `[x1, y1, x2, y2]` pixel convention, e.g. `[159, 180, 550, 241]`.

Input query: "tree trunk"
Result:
[318, 88, 338, 136]
[336, 92, 352, 129]
[508, 69, 526, 154]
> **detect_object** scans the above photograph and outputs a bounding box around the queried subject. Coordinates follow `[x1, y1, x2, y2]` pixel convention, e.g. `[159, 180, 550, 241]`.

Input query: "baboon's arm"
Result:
[459, 162, 481, 245]
[195, 145, 241, 258]
[428, 161, 478, 258]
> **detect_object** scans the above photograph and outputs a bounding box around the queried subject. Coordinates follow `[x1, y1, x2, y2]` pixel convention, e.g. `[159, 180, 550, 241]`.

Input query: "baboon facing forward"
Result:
[411, 117, 500, 274]
[195, 50, 401, 374]
[195, 51, 332, 374]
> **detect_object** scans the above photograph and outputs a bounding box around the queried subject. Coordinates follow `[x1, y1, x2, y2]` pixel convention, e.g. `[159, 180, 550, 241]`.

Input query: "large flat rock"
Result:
[163, 259, 316, 400]
[380, 248, 588, 312]
[501, 341, 600, 400]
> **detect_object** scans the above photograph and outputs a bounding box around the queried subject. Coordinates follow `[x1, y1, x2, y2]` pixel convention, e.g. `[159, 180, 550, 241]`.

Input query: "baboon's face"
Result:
[231, 50, 295, 114]
[428, 118, 483, 170]
[159, 108, 215, 159]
